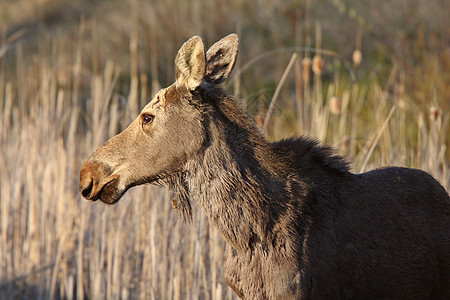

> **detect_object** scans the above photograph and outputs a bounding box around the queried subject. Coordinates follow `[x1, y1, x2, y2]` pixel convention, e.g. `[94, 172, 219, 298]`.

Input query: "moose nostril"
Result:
[81, 178, 94, 198]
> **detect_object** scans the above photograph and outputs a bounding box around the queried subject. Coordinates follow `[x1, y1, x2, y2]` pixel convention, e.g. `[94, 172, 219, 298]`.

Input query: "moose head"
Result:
[79, 34, 239, 204]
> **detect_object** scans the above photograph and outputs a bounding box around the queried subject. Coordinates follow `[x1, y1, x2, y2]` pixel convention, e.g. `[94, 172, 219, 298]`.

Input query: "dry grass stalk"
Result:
[0, 3, 448, 298]
[264, 52, 297, 133]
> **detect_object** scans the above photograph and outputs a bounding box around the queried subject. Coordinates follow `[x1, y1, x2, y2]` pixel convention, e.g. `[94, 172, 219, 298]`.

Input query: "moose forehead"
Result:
[142, 84, 184, 113]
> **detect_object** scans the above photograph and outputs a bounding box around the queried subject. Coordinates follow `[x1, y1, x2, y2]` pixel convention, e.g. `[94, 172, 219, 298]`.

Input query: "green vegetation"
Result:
[0, 0, 448, 298]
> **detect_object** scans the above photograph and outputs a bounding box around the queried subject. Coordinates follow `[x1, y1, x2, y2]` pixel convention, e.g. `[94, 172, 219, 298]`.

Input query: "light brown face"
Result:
[79, 85, 204, 204]
[79, 34, 238, 204]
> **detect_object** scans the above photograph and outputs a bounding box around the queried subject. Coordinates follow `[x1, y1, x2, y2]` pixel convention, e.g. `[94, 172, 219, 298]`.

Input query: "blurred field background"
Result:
[0, 0, 448, 299]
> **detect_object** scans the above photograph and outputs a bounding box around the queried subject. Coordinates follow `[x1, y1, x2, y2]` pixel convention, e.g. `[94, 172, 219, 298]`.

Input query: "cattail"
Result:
[302, 57, 311, 82]
[312, 55, 324, 75]
[352, 49, 362, 66]
[329, 96, 341, 115]
[256, 94, 266, 128]
[397, 99, 406, 110]
[429, 106, 440, 122]
[57, 68, 68, 86]
[171, 197, 178, 209]
[255, 114, 265, 128]
[343, 136, 351, 149]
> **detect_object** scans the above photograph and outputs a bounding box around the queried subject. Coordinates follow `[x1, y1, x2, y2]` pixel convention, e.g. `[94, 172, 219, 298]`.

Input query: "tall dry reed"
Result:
[0, 1, 448, 299]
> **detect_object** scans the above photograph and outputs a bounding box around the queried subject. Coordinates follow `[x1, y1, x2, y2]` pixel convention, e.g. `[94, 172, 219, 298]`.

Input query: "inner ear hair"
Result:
[175, 36, 206, 91]
[204, 34, 239, 84]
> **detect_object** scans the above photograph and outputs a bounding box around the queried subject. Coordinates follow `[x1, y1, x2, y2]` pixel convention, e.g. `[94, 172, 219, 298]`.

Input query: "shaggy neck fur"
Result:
[186, 91, 274, 252]
[169, 85, 348, 252]
[180, 86, 349, 253]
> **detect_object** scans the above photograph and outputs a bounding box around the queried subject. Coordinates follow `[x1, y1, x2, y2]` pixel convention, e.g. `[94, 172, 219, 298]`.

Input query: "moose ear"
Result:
[204, 34, 239, 84]
[175, 36, 206, 91]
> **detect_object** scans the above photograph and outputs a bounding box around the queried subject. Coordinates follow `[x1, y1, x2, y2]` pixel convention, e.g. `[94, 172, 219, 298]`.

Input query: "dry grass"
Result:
[0, 0, 448, 299]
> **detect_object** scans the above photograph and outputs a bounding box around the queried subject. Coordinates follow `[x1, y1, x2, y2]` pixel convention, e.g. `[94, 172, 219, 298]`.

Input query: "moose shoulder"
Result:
[80, 34, 450, 299]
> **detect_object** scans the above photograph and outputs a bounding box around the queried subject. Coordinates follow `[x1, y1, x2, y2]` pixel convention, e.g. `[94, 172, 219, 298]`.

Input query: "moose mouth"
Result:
[98, 178, 127, 204]
[81, 177, 126, 205]
[79, 158, 163, 205]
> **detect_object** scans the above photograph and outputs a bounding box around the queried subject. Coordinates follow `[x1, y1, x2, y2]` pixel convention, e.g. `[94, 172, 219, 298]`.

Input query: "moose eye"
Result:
[142, 114, 154, 125]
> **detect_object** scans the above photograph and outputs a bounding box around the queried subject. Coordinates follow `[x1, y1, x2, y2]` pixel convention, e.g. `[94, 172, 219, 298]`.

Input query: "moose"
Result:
[80, 34, 450, 299]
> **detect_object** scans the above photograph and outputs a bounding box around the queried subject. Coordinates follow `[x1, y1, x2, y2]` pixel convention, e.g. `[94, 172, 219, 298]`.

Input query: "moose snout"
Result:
[79, 160, 114, 201]
[79, 161, 100, 201]
[80, 176, 94, 199]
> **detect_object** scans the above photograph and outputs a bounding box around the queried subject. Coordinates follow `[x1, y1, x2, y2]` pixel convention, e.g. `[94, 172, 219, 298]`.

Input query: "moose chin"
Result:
[80, 34, 450, 299]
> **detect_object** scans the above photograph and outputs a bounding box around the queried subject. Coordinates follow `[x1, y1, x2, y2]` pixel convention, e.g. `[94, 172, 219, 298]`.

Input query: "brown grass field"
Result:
[0, 0, 448, 299]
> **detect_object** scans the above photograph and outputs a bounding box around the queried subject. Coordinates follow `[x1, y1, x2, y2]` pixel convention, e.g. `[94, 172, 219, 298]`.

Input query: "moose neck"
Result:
[186, 88, 288, 253]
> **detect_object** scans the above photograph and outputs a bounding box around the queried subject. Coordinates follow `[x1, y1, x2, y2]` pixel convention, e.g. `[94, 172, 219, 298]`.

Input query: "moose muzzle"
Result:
[79, 159, 123, 204]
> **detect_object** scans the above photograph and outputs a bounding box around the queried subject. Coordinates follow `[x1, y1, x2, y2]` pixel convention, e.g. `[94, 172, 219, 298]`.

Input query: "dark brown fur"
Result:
[179, 84, 450, 299]
[80, 35, 450, 299]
